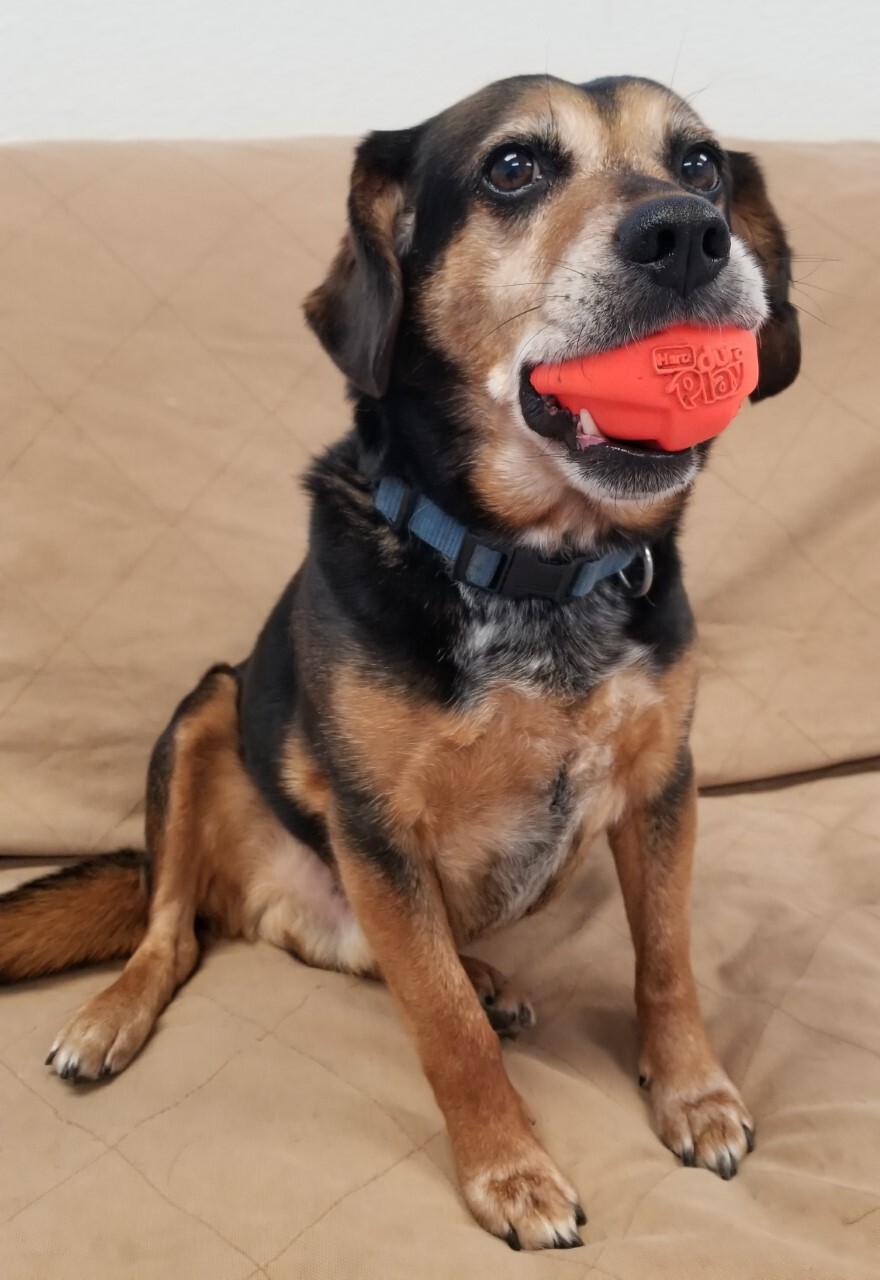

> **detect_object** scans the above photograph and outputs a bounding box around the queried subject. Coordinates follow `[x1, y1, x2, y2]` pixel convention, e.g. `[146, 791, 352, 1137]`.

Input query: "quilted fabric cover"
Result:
[1, 138, 878, 1279]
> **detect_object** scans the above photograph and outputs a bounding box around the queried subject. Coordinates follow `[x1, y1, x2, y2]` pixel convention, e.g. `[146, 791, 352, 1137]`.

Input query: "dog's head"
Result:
[306, 75, 800, 547]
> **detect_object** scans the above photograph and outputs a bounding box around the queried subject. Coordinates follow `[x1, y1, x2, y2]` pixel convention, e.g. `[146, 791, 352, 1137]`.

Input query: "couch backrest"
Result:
[0, 138, 877, 854]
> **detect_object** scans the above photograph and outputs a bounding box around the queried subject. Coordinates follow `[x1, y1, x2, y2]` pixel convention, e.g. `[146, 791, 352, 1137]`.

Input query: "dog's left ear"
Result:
[304, 128, 418, 399]
[726, 150, 801, 400]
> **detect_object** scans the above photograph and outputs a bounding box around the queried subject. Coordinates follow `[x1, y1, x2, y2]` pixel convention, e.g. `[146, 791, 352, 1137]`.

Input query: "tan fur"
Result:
[332, 651, 696, 942]
[418, 79, 721, 548]
[329, 828, 582, 1249]
[601, 79, 701, 169]
[609, 767, 754, 1174]
[465, 402, 683, 548]
[0, 858, 148, 983]
[6, 75, 784, 1242]
[46, 671, 369, 1080]
[280, 734, 333, 818]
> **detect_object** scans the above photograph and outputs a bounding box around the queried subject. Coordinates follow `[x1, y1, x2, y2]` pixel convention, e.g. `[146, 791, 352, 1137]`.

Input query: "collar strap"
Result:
[374, 475, 651, 602]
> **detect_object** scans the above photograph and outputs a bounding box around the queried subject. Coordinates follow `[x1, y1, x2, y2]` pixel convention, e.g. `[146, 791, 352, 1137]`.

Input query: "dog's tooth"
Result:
[576, 406, 608, 448]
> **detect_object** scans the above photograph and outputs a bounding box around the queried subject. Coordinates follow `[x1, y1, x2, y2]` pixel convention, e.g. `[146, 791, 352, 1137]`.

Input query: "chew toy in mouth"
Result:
[529, 324, 760, 454]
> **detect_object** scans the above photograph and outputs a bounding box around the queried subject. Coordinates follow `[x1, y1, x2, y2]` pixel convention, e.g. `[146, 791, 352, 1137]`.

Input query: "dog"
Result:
[0, 74, 799, 1250]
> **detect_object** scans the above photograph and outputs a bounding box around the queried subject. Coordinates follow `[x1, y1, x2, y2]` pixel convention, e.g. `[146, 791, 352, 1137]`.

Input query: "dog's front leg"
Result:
[610, 749, 754, 1178]
[331, 820, 584, 1251]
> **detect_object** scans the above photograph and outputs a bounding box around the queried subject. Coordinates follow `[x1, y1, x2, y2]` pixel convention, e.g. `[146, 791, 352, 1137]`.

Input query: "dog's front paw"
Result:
[46, 991, 153, 1082]
[642, 1064, 754, 1180]
[461, 1139, 585, 1250]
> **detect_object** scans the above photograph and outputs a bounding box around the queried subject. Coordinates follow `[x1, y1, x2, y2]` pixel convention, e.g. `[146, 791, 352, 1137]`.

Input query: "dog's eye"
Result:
[484, 146, 542, 194]
[679, 147, 721, 194]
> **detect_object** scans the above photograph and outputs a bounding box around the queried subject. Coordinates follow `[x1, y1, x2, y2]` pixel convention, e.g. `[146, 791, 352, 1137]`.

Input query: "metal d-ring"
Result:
[618, 544, 654, 598]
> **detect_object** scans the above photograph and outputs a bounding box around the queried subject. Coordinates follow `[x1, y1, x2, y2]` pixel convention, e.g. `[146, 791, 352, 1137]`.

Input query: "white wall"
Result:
[2, 0, 878, 143]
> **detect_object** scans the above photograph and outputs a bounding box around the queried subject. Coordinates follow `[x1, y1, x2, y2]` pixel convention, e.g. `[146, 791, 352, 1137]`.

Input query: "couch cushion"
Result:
[0, 138, 877, 856]
[2, 769, 879, 1277]
[686, 141, 880, 784]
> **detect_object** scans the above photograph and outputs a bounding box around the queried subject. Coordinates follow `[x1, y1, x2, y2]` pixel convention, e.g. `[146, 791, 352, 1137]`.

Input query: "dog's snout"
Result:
[616, 197, 731, 298]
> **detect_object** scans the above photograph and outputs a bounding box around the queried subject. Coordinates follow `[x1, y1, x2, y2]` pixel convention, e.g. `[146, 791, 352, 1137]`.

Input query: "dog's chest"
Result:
[391, 667, 663, 938]
[335, 652, 671, 939]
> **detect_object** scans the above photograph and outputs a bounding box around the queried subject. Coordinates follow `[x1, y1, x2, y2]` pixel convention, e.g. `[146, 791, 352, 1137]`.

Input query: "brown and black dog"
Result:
[0, 75, 799, 1250]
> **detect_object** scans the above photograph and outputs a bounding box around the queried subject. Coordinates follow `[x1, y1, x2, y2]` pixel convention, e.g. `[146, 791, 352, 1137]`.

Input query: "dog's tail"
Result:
[0, 850, 150, 983]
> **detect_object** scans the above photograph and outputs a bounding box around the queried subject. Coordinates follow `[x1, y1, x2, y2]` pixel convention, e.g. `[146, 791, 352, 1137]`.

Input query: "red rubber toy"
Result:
[530, 324, 760, 452]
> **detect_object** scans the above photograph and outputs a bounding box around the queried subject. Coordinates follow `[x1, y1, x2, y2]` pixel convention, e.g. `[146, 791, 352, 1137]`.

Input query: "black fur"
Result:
[725, 150, 801, 400]
[644, 745, 696, 851]
[0, 850, 149, 911]
[237, 75, 796, 889]
[238, 578, 334, 865]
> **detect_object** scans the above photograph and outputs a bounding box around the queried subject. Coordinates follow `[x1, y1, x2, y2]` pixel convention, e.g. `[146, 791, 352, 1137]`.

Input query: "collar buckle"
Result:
[494, 546, 581, 601]
[455, 537, 580, 601]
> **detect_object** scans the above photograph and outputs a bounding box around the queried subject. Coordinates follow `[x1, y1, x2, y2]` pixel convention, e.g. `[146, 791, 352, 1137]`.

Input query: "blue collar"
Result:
[374, 475, 653, 602]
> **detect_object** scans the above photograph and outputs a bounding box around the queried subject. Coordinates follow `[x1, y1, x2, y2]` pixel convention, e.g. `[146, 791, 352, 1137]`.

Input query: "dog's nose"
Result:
[616, 197, 731, 298]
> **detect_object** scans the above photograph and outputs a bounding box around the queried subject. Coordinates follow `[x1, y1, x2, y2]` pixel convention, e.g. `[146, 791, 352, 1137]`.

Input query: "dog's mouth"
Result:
[516, 360, 700, 471]
[518, 366, 692, 459]
[517, 364, 702, 499]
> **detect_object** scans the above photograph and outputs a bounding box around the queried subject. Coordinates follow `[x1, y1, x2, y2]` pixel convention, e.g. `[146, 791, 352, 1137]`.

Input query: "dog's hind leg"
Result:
[47, 665, 240, 1082]
[459, 956, 536, 1040]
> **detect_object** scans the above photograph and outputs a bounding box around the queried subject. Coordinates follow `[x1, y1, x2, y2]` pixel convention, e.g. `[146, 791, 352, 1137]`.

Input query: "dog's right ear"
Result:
[726, 150, 801, 401]
[304, 129, 418, 399]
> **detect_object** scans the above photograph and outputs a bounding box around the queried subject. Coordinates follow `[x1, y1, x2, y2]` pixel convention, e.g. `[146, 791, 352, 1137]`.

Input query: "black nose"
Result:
[616, 197, 731, 298]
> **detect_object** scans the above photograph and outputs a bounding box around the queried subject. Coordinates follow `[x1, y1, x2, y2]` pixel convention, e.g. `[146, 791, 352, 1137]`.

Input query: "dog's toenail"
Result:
[575, 1203, 587, 1227]
[681, 1146, 696, 1168]
[554, 1232, 576, 1248]
[638, 1073, 650, 1089]
[743, 1124, 755, 1153]
[45, 1049, 57, 1066]
[506, 1226, 521, 1251]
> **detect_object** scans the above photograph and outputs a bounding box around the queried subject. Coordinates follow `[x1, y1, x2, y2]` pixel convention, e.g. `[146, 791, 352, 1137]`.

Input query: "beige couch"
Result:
[1, 137, 878, 1279]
